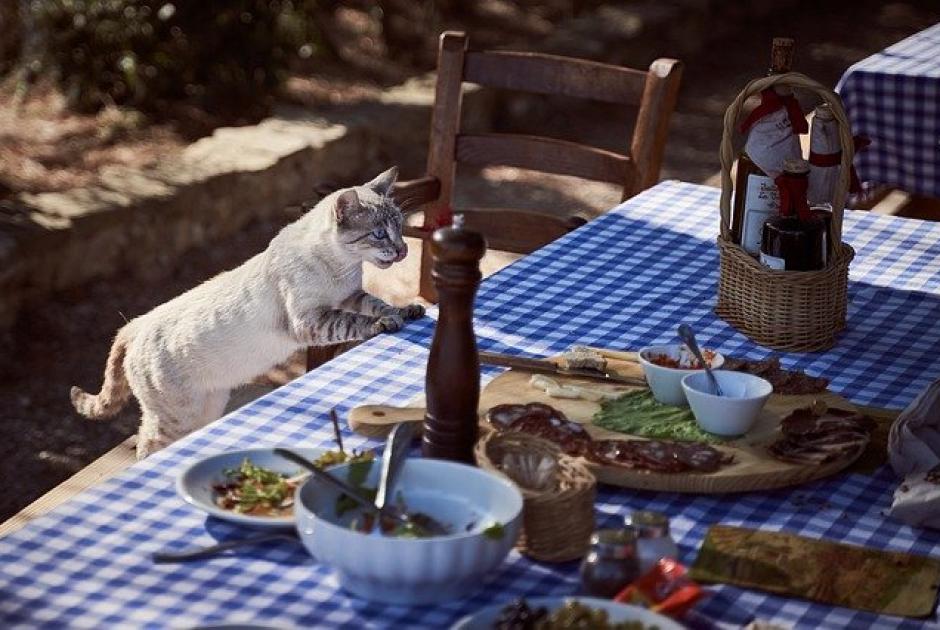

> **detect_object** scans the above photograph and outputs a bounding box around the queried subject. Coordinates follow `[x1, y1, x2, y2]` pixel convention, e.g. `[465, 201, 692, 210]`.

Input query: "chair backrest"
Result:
[416, 31, 683, 299]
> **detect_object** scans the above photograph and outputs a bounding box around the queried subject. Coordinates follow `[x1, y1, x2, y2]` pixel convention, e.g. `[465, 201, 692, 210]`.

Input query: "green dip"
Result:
[593, 390, 721, 443]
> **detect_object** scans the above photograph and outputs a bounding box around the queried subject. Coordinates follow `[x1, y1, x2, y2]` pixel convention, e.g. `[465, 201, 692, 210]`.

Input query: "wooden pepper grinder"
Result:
[422, 214, 487, 463]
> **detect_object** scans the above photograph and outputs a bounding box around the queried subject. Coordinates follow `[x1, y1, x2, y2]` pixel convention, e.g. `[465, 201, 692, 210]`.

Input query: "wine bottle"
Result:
[807, 104, 840, 206]
[732, 37, 805, 251]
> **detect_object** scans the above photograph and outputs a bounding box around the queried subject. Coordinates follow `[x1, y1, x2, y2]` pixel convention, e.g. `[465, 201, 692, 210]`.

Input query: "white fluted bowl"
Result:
[294, 457, 523, 605]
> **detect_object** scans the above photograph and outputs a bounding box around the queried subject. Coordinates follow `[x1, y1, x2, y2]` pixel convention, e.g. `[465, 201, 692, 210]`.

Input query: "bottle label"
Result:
[760, 252, 786, 270]
[741, 174, 780, 255]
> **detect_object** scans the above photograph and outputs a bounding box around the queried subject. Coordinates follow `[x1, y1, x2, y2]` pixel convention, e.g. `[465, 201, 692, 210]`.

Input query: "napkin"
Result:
[690, 525, 940, 618]
[888, 378, 940, 529]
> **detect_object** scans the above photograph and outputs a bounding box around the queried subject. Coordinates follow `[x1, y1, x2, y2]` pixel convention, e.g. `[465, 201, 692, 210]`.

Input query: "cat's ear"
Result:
[334, 189, 359, 224]
[366, 166, 398, 196]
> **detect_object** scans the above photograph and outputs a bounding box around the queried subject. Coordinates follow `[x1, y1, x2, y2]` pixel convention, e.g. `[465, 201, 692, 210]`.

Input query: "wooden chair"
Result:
[306, 32, 682, 371]
[392, 30, 684, 302]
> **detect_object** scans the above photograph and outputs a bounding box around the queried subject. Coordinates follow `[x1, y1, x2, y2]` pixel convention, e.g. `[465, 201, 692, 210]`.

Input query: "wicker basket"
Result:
[716, 72, 856, 352]
[475, 431, 596, 562]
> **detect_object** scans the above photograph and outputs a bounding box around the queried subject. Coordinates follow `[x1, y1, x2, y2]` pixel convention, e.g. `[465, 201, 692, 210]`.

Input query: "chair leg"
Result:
[418, 242, 439, 304]
[306, 345, 337, 371]
[306, 342, 360, 372]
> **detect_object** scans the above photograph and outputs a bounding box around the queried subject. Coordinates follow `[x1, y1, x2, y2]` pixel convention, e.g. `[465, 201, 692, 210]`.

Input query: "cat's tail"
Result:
[71, 326, 134, 419]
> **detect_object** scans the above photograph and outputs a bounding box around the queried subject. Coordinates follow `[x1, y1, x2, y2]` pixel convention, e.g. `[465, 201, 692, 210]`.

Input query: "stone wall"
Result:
[0, 78, 495, 328]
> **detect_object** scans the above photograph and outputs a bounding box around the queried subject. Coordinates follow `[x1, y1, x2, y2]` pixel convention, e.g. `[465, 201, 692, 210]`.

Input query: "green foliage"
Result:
[33, 0, 321, 114]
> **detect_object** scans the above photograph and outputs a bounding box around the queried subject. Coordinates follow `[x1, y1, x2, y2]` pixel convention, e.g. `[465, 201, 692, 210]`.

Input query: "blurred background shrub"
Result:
[30, 0, 322, 116]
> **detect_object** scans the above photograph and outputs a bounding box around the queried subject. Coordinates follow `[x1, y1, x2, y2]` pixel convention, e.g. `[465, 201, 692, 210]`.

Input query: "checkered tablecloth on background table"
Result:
[4, 181, 940, 629]
[836, 22, 940, 198]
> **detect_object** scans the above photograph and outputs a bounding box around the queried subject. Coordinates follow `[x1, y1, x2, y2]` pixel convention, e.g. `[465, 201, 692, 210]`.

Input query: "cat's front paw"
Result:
[371, 315, 404, 335]
[399, 303, 426, 320]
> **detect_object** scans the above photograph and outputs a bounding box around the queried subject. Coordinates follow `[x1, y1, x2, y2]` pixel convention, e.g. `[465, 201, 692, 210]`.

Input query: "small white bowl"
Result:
[681, 370, 772, 437]
[294, 457, 523, 605]
[638, 344, 725, 406]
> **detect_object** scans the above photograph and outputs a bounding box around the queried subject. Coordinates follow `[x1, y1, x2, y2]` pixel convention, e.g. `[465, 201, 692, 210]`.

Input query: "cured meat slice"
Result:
[486, 403, 590, 456]
[769, 404, 873, 465]
[675, 443, 733, 473]
[586, 439, 730, 474]
[486, 404, 530, 429]
[723, 356, 829, 395]
[633, 440, 685, 473]
[586, 440, 646, 469]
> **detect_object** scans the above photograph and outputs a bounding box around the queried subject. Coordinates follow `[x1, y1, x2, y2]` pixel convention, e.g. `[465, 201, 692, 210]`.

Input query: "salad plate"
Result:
[177, 447, 324, 530]
[451, 596, 683, 629]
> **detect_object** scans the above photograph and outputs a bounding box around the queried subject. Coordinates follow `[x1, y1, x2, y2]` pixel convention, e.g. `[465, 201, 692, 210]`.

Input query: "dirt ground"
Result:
[2, 1, 939, 521]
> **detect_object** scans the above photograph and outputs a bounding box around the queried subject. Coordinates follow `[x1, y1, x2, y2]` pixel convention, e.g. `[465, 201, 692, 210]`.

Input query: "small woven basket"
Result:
[716, 72, 855, 352]
[475, 431, 596, 562]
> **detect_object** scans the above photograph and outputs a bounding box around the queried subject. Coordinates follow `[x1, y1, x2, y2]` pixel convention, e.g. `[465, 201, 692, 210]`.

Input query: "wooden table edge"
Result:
[1, 436, 137, 539]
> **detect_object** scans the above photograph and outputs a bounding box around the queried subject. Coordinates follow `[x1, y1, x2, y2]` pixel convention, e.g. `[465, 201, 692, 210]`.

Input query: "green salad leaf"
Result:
[593, 390, 721, 443]
[482, 521, 505, 540]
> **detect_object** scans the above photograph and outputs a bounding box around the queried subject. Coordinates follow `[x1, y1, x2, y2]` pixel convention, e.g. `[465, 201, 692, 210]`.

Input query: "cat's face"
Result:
[334, 167, 407, 269]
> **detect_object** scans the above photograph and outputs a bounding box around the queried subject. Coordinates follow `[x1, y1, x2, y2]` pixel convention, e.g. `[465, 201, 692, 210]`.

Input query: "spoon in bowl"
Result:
[373, 424, 448, 536]
[677, 323, 723, 397]
[375, 421, 414, 514]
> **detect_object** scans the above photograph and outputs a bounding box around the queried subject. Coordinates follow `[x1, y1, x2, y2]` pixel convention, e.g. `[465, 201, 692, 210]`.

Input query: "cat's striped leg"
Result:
[341, 290, 425, 321]
[296, 308, 398, 346]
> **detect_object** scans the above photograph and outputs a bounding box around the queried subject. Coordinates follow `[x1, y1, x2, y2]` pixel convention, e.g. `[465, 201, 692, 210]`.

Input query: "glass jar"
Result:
[760, 214, 826, 271]
[629, 511, 679, 574]
[579, 528, 641, 598]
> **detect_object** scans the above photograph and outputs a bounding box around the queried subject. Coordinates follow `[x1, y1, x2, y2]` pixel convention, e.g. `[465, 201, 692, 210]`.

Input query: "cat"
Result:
[71, 166, 424, 459]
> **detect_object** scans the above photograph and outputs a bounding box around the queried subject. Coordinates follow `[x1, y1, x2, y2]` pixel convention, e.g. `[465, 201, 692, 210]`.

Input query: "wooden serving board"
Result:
[349, 351, 865, 494]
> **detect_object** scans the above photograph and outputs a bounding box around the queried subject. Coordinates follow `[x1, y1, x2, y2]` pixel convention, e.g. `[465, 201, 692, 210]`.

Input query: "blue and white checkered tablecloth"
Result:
[4, 181, 940, 629]
[836, 22, 940, 198]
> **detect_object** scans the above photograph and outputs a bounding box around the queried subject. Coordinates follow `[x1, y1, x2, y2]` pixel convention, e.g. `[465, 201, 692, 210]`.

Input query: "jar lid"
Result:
[590, 527, 637, 559]
[629, 511, 670, 538]
[782, 157, 810, 175]
[814, 103, 834, 121]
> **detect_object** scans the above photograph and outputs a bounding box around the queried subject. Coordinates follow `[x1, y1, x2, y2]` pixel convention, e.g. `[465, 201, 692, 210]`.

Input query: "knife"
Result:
[478, 351, 646, 386]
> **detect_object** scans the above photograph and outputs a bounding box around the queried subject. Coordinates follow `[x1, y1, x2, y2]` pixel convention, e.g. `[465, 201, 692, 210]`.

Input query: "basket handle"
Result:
[719, 72, 855, 247]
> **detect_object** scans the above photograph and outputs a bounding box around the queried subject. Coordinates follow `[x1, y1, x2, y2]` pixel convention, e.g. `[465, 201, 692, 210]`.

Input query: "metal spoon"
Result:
[677, 323, 723, 396]
[375, 422, 414, 513]
[152, 532, 298, 564]
[273, 448, 396, 521]
[373, 424, 447, 536]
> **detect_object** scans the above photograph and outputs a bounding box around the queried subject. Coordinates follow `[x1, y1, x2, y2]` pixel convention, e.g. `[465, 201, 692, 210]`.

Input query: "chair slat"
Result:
[464, 50, 647, 105]
[456, 133, 636, 186]
[457, 208, 586, 254]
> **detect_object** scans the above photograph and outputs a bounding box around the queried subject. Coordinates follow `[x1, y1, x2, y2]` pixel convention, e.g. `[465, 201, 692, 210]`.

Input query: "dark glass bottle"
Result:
[579, 528, 641, 598]
[732, 37, 796, 246]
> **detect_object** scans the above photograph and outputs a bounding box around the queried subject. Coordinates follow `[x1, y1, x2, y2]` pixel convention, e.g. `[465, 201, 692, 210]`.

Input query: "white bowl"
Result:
[294, 457, 524, 605]
[177, 447, 324, 530]
[638, 344, 725, 406]
[681, 370, 773, 437]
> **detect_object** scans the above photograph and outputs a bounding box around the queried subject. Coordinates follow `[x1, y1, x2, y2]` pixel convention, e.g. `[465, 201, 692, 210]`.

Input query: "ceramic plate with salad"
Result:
[177, 447, 373, 529]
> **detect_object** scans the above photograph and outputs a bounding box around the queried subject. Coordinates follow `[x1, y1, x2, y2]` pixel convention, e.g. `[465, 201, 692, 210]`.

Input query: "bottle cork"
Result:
[769, 37, 795, 74]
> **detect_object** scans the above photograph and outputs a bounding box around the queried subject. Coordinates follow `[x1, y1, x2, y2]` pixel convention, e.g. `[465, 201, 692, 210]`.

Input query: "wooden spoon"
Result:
[348, 405, 425, 438]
